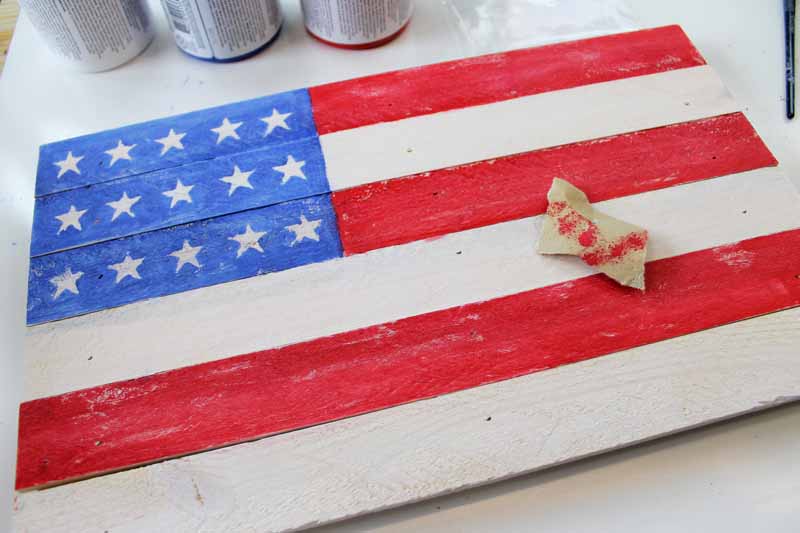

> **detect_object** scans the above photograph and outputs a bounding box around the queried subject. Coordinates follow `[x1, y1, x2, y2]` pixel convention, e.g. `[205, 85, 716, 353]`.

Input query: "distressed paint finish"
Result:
[16, 24, 800, 532]
[332, 113, 775, 255]
[27, 195, 342, 325]
[36, 89, 316, 196]
[309, 25, 705, 134]
[28, 37, 740, 324]
[16, 229, 800, 490]
[31, 137, 329, 256]
[320, 66, 739, 190]
[22, 167, 800, 400]
[15, 307, 800, 533]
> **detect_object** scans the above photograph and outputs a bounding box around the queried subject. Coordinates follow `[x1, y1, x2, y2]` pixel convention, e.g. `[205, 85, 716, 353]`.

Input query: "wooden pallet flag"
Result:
[16, 25, 800, 532]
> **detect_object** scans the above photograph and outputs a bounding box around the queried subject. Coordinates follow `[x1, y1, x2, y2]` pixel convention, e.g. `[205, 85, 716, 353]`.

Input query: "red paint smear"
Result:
[582, 231, 648, 267]
[552, 202, 596, 239]
[16, 229, 800, 490]
[578, 228, 598, 247]
[332, 113, 777, 256]
[548, 200, 647, 267]
[310, 25, 705, 134]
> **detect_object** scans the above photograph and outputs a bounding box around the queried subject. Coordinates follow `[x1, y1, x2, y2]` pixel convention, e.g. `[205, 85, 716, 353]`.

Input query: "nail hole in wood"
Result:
[486, 416, 492, 422]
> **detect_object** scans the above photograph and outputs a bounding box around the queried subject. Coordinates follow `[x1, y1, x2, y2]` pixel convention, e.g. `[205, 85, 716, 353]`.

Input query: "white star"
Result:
[169, 240, 203, 273]
[106, 192, 141, 221]
[260, 108, 292, 136]
[285, 214, 322, 245]
[220, 165, 255, 196]
[211, 117, 243, 144]
[108, 254, 144, 283]
[54, 151, 83, 178]
[105, 140, 136, 167]
[162, 179, 194, 208]
[55, 205, 88, 234]
[229, 224, 267, 258]
[155, 129, 186, 155]
[273, 155, 307, 185]
[50, 267, 83, 300]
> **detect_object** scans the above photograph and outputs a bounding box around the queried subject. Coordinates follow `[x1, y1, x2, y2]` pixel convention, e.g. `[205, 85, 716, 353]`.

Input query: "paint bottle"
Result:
[300, 0, 413, 50]
[161, 0, 283, 62]
[18, 0, 154, 72]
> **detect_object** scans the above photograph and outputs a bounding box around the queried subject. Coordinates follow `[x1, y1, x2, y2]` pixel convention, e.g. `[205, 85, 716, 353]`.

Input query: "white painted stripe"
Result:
[23, 168, 800, 400]
[15, 308, 800, 533]
[321, 66, 739, 190]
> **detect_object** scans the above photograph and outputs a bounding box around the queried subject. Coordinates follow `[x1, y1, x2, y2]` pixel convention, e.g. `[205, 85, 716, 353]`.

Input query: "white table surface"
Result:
[1, 1, 798, 531]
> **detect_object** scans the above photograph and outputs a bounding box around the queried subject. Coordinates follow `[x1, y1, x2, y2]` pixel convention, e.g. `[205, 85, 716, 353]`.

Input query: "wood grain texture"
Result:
[0, 0, 18, 74]
[26, 194, 342, 325]
[31, 137, 329, 257]
[23, 167, 800, 400]
[332, 113, 776, 254]
[320, 66, 739, 190]
[16, 227, 800, 490]
[14, 307, 800, 532]
[309, 25, 705, 134]
[36, 89, 316, 196]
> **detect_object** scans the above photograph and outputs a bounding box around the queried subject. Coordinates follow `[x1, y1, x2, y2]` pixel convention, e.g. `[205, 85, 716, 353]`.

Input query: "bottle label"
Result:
[301, 0, 412, 46]
[19, 0, 154, 71]
[162, 0, 282, 60]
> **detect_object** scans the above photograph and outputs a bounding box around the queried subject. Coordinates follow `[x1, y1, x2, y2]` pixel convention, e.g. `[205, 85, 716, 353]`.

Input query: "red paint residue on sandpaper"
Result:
[548, 200, 648, 266]
[583, 232, 647, 267]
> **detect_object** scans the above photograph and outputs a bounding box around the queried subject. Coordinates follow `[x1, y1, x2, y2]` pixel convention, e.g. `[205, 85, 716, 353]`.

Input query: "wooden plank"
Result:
[31, 137, 330, 257]
[23, 167, 800, 400]
[320, 66, 738, 190]
[26, 194, 342, 325]
[14, 307, 800, 532]
[309, 25, 705, 134]
[0, 0, 18, 74]
[16, 228, 800, 490]
[36, 89, 316, 196]
[34, 25, 704, 197]
[332, 113, 775, 254]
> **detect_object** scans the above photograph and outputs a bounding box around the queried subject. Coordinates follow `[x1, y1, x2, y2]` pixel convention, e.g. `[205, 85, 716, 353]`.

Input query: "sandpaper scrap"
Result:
[538, 178, 648, 290]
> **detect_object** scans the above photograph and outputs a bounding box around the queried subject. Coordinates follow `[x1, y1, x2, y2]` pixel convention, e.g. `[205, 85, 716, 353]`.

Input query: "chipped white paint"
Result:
[23, 167, 800, 400]
[322, 66, 738, 190]
[14, 308, 800, 533]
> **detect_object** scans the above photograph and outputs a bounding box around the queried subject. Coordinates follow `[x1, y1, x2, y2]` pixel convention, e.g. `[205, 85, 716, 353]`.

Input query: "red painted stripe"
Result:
[309, 25, 706, 134]
[16, 229, 800, 490]
[332, 113, 777, 255]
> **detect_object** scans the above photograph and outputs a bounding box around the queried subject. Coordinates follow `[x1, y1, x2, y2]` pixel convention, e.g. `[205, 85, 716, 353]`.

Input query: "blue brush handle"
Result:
[786, 0, 796, 118]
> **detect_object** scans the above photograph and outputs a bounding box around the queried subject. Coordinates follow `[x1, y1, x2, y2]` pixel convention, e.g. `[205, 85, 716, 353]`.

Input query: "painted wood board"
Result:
[16, 24, 800, 532]
[27, 26, 735, 325]
[319, 65, 738, 189]
[332, 113, 775, 254]
[14, 308, 800, 532]
[17, 227, 800, 489]
[23, 167, 800, 400]
[28, 194, 341, 325]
